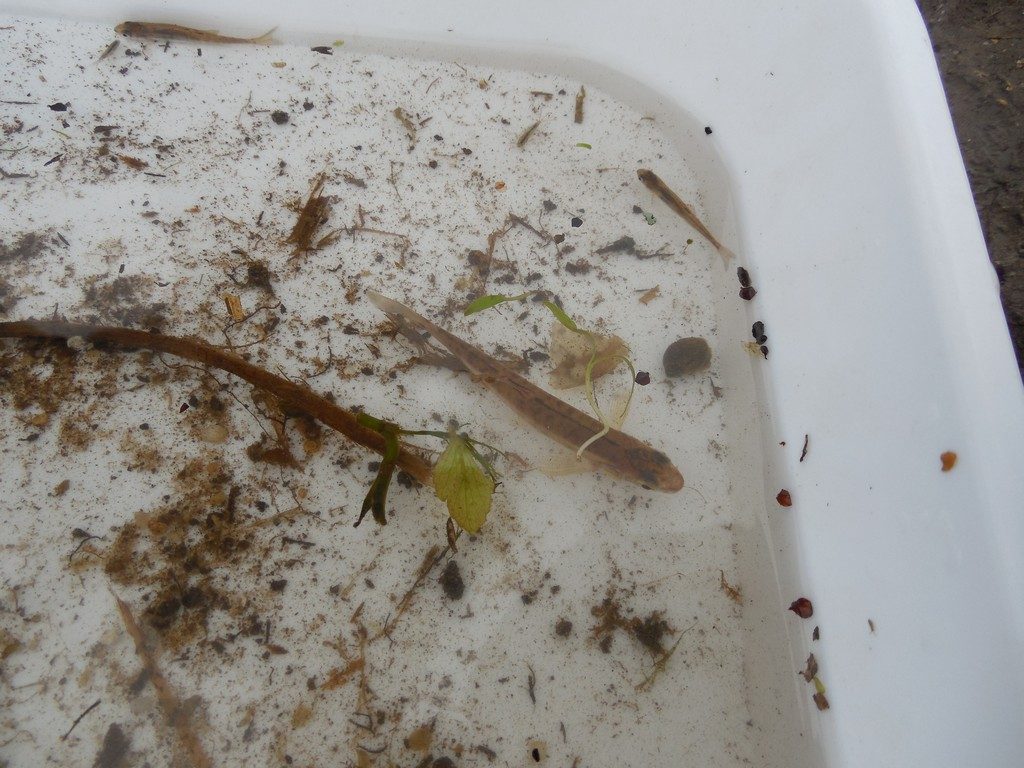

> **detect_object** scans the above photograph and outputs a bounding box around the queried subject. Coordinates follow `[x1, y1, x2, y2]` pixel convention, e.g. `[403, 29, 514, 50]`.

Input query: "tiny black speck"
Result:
[704, 126, 713, 135]
[570, 216, 583, 228]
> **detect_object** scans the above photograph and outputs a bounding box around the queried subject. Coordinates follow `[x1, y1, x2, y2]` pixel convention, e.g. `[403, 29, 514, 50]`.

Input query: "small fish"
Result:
[367, 290, 684, 492]
[637, 168, 735, 263]
[115, 21, 276, 45]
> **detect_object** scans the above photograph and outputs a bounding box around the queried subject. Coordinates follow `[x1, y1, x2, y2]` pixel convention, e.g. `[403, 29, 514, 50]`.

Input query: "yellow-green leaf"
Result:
[433, 436, 494, 534]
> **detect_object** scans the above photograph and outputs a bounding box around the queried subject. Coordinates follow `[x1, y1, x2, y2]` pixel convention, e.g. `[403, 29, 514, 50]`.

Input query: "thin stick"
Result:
[61, 699, 101, 740]
[113, 594, 213, 768]
[574, 86, 586, 124]
[0, 320, 433, 484]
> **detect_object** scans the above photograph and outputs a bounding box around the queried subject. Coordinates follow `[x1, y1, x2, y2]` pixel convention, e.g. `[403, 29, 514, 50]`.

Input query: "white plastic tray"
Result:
[2, 2, 1022, 767]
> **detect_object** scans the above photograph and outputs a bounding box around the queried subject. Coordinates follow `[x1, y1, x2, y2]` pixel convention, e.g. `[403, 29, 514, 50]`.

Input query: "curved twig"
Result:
[0, 320, 433, 484]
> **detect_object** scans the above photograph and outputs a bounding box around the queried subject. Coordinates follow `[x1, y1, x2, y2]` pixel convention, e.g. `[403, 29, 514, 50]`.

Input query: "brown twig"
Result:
[61, 699, 101, 740]
[574, 85, 586, 124]
[113, 593, 213, 768]
[0, 320, 433, 484]
[286, 173, 330, 259]
[374, 544, 448, 640]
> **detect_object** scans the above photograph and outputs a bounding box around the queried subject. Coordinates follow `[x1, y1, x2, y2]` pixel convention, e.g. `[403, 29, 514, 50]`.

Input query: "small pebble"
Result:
[739, 286, 757, 301]
[663, 337, 712, 377]
[570, 216, 583, 228]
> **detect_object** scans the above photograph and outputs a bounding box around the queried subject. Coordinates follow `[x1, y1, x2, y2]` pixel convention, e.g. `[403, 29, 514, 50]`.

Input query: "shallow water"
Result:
[0, 16, 800, 767]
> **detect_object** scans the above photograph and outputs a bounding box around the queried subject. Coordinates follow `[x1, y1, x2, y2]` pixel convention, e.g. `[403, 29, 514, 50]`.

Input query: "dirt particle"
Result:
[554, 618, 573, 637]
[564, 259, 591, 275]
[634, 371, 651, 386]
[739, 286, 757, 301]
[570, 216, 583, 228]
[93, 723, 130, 768]
[799, 652, 819, 682]
[271, 110, 289, 125]
[405, 724, 433, 752]
[269, 579, 287, 592]
[439, 560, 464, 600]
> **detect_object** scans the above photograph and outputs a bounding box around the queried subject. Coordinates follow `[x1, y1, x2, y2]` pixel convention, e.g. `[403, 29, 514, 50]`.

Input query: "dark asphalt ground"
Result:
[918, 1, 1023, 378]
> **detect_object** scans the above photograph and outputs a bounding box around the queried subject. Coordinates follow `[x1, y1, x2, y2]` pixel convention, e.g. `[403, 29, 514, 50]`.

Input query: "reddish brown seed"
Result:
[737, 266, 751, 287]
[739, 286, 757, 301]
[789, 597, 813, 619]
[813, 692, 830, 711]
[776, 489, 792, 506]
[634, 371, 651, 386]
[179, 403, 189, 413]
[940, 451, 957, 472]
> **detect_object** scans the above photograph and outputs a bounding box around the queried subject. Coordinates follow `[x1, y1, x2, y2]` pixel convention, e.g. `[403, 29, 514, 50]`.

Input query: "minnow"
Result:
[637, 168, 735, 263]
[367, 290, 684, 492]
[114, 21, 276, 45]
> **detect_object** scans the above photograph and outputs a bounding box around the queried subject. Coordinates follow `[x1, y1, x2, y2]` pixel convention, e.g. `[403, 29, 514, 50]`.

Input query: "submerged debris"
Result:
[574, 85, 586, 124]
[517, 120, 541, 148]
[439, 560, 465, 600]
[285, 173, 331, 258]
[548, 321, 629, 390]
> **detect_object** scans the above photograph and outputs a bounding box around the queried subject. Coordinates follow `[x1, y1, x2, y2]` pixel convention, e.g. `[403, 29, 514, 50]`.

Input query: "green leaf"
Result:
[576, 142, 592, 149]
[541, 301, 579, 332]
[643, 211, 656, 225]
[463, 292, 531, 316]
[354, 413, 400, 527]
[433, 435, 494, 534]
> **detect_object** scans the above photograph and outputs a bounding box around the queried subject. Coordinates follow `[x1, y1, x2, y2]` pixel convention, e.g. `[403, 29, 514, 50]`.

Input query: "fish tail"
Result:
[248, 27, 277, 45]
[715, 243, 736, 265]
[366, 289, 419, 321]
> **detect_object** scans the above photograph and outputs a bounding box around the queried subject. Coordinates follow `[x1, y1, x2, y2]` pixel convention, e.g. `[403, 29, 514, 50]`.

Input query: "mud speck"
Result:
[439, 560, 464, 600]
[554, 618, 573, 637]
[93, 723, 130, 768]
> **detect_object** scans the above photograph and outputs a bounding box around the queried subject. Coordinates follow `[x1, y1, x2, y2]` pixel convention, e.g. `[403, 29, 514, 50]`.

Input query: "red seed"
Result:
[789, 597, 813, 619]
[940, 451, 957, 472]
[776, 489, 792, 506]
